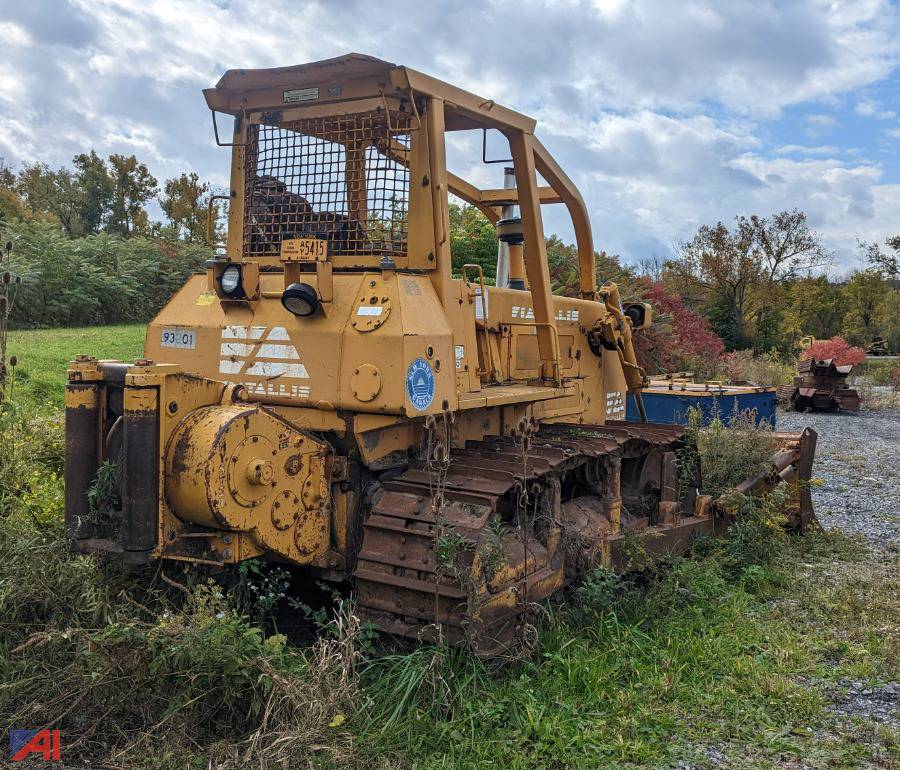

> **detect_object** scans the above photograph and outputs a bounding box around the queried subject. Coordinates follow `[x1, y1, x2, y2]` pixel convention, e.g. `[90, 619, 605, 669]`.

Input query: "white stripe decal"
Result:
[218, 326, 308, 380]
[219, 360, 243, 374]
[245, 361, 310, 378]
[220, 341, 254, 357]
[256, 343, 300, 360]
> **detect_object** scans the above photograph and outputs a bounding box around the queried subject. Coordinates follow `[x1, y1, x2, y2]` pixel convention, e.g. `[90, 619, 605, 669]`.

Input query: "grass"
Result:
[1, 325, 898, 769]
[6, 323, 145, 405]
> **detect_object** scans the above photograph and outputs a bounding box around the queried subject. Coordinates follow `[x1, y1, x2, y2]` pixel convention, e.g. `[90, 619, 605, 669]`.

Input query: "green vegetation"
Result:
[1, 326, 897, 769]
[2, 220, 210, 329]
[6, 323, 145, 405]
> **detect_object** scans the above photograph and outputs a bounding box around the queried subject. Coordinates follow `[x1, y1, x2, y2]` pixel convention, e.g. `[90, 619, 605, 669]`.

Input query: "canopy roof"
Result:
[203, 52, 536, 133]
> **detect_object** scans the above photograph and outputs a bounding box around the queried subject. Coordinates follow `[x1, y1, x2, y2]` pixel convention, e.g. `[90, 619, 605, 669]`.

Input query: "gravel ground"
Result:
[674, 405, 900, 769]
[777, 407, 900, 547]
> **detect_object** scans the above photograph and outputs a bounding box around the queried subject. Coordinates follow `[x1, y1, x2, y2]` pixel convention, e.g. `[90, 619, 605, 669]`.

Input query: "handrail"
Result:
[206, 194, 231, 250]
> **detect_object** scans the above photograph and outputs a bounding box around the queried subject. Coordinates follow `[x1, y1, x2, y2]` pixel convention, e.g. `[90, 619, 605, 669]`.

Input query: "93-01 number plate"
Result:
[161, 328, 196, 349]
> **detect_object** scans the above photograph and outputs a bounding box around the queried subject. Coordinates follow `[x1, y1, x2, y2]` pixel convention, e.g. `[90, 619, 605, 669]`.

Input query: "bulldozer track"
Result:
[354, 421, 691, 655]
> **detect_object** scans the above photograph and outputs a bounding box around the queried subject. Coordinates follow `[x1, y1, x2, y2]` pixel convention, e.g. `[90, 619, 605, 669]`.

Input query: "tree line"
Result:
[0, 153, 217, 242]
[1, 149, 896, 366]
[0, 153, 216, 327]
[450, 203, 900, 367]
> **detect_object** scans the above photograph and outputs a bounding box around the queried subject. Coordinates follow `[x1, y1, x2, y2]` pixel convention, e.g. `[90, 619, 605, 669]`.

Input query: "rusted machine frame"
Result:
[776, 357, 860, 412]
[63, 53, 819, 656]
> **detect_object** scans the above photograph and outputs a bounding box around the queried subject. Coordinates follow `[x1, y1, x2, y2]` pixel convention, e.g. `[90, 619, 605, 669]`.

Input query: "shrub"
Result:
[685, 406, 775, 500]
[1, 219, 210, 328]
[802, 336, 865, 366]
[0, 403, 65, 524]
[720, 349, 796, 386]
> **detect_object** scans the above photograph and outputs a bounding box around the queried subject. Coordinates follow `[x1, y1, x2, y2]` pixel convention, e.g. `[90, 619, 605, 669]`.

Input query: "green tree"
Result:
[666, 210, 829, 350]
[841, 269, 885, 345]
[665, 219, 757, 347]
[449, 203, 497, 281]
[781, 275, 844, 342]
[160, 172, 212, 242]
[107, 154, 158, 236]
[14, 162, 93, 236]
[0, 158, 29, 227]
[72, 151, 114, 234]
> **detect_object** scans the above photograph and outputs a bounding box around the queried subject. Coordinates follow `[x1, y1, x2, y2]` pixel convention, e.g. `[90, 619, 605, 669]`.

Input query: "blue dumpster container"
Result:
[625, 383, 776, 427]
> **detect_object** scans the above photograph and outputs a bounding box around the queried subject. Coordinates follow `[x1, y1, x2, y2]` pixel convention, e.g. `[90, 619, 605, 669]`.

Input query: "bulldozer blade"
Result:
[720, 428, 818, 532]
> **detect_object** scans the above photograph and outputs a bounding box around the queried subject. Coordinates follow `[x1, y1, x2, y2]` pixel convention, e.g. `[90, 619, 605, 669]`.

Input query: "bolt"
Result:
[223, 548, 233, 559]
[223, 535, 232, 544]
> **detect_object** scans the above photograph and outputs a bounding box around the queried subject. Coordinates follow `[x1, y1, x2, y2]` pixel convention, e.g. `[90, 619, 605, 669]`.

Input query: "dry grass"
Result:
[232, 602, 365, 769]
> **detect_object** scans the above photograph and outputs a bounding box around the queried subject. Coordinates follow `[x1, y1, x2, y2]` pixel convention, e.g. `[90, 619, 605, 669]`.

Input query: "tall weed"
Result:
[685, 405, 776, 499]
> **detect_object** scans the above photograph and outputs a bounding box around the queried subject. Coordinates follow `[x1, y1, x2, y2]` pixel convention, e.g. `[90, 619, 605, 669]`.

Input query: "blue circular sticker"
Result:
[406, 358, 435, 411]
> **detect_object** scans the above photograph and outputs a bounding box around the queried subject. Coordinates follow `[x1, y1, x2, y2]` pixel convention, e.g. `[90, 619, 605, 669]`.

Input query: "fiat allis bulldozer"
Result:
[64, 54, 816, 654]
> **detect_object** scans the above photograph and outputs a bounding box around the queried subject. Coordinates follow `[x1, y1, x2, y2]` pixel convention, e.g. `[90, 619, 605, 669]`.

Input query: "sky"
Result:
[0, 0, 898, 272]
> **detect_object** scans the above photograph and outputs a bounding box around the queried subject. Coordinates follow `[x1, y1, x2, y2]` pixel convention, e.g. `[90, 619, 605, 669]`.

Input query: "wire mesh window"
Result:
[243, 110, 411, 258]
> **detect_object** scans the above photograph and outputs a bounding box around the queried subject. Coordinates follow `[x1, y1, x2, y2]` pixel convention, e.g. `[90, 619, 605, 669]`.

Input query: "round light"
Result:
[281, 282, 319, 317]
[219, 264, 243, 297]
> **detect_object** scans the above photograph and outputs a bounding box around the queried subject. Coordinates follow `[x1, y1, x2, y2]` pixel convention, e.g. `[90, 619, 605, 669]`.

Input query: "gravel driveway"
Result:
[777, 407, 900, 546]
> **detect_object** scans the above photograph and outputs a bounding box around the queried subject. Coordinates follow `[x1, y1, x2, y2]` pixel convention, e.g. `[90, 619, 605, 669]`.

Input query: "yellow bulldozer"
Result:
[64, 54, 816, 655]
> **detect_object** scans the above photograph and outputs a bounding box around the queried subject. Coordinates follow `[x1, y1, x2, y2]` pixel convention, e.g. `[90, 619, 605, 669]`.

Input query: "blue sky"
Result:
[0, 0, 898, 272]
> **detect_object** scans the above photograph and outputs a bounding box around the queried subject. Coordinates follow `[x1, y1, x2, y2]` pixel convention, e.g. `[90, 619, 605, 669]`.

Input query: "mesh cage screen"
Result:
[244, 110, 411, 258]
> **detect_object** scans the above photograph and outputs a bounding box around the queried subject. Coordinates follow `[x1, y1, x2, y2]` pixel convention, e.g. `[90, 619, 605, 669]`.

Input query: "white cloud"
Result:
[806, 114, 837, 127]
[856, 97, 896, 118]
[530, 110, 896, 267]
[775, 144, 840, 155]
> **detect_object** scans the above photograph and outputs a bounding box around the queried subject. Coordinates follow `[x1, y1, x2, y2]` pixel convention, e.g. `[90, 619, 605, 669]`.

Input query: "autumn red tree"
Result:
[802, 336, 865, 366]
[633, 280, 725, 377]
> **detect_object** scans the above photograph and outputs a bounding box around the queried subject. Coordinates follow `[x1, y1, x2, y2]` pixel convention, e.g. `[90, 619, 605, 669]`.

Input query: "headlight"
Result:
[623, 302, 649, 329]
[219, 264, 243, 298]
[281, 282, 319, 317]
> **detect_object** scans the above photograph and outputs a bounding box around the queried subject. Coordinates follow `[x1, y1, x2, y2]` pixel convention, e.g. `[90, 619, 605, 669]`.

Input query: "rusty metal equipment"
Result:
[776, 357, 860, 412]
[865, 337, 893, 356]
[64, 54, 817, 655]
